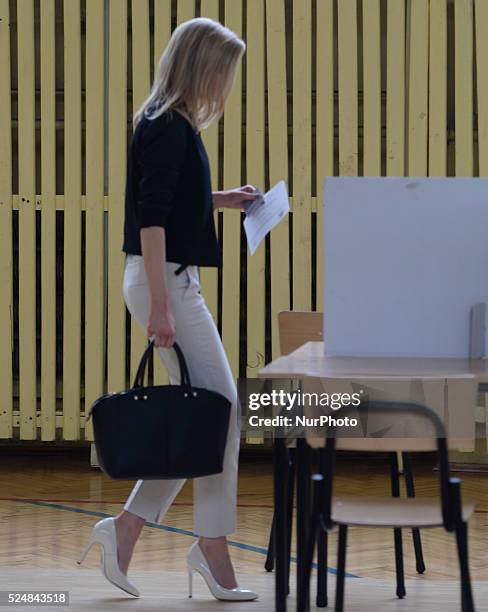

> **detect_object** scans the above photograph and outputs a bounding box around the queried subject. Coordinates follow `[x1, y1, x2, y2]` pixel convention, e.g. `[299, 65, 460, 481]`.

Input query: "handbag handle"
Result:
[132, 337, 193, 392]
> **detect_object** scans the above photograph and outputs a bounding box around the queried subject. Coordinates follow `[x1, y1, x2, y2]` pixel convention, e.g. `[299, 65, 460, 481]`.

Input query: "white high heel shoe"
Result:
[77, 517, 140, 597]
[187, 541, 258, 601]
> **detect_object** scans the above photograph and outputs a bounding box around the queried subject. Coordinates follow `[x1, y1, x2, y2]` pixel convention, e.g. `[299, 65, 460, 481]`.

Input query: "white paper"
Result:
[243, 180, 289, 255]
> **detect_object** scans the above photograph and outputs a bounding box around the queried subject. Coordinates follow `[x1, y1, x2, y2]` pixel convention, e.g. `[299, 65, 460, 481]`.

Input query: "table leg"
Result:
[274, 437, 288, 612]
[296, 438, 312, 612]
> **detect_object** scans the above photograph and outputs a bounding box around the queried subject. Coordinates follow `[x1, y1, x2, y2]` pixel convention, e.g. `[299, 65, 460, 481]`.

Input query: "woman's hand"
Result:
[213, 185, 257, 211]
[148, 301, 176, 348]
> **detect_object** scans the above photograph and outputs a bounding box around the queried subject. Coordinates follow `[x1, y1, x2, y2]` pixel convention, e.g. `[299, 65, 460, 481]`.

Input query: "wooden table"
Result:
[258, 341, 488, 381]
[257, 341, 488, 612]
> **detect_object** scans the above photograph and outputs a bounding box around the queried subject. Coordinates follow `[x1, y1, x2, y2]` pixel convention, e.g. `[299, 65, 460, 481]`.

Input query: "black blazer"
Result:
[122, 107, 220, 267]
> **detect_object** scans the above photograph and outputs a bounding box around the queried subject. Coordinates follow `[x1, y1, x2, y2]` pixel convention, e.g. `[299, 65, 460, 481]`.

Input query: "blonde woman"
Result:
[78, 18, 258, 601]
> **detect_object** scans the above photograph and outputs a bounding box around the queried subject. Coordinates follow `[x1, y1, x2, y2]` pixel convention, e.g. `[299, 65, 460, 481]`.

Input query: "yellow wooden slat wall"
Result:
[0, 0, 13, 439]
[315, 0, 334, 314]
[107, 0, 128, 397]
[130, 0, 151, 386]
[222, 0, 243, 379]
[292, 0, 312, 311]
[455, 0, 474, 177]
[17, 0, 37, 440]
[177, 0, 194, 25]
[387, 0, 406, 177]
[84, 0, 106, 442]
[266, 0, 289, 359]
[338, 0, 358, 178]
[407, 0, 429, 176]
[362, 0, 381, 177]
[429, 0, 448, 177]
[62, 0, 82, 440]
[199, 0, 219, 325]
[246, 0, 266, 378]
[3, 1, 488, 440]
[40, 0, 57, 440]
[154, 0, 172, 60]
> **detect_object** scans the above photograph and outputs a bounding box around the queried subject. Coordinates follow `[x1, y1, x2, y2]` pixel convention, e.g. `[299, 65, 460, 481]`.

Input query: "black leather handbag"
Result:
[87, 339, 231, 480]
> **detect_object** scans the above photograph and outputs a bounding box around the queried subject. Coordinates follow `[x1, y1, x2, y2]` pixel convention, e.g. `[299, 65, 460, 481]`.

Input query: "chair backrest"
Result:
[320, 400, 453, 530]
[278, 311, 323, 356]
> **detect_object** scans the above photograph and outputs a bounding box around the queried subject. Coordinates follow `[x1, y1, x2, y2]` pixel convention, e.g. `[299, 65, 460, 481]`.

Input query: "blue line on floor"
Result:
[21, 499, 359, 578]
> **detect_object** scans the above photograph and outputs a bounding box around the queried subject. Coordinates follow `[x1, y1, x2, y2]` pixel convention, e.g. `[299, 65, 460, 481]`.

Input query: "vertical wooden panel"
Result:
[17, 0, 37, 439]
[362, 0, 381, 176]
[84, 0, 105, 441]
[454, 0, 474, 176]
[407, 0, 429, 175]
[244, 0, 265, 445]
[222, 0, 243, 378]
[337, 0, 358, 177]
[315, 0, 334, 313]
[199, 0, 219, 324]
[292, 0, 312, 310]
[475, 0, 488, 174]
[246, 0, 265, 378]
[130, 0, 151, 384]
[0, 0, 13, 438]
[266, 0, 289, 359]
[107, 0, 128, 396]
[63, 0, 82, 439]
[152, 0, 172, 386]
[154, 0, 172, 62]
[387, 0, 406, 176]
[177, 0, 195, 25]
[40, 0, 57, 440]
[429, 0, 448, 176]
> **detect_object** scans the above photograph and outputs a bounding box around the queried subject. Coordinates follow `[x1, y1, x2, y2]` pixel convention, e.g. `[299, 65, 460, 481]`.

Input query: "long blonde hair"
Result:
[133, 17, 245, 131]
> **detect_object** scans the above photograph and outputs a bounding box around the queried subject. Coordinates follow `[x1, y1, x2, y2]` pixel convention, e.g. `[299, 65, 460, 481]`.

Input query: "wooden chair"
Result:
[299, 401, 475, 612]
[277, 311, 324, 356]
[264, 312, 323, 579]
[265, 311, 426, 607]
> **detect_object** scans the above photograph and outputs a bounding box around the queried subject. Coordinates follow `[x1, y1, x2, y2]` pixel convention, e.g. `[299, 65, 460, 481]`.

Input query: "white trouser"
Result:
[121, 254, 241, 537]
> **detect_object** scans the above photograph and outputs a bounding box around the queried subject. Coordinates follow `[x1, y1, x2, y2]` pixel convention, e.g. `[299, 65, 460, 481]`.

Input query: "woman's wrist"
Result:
[151, 295, 171, 312]
[212, 186, 257, 211]
[212, 190, 226, 209]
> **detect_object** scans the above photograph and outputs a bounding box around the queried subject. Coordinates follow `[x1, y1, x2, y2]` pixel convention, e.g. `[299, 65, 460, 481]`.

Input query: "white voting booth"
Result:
[321, 177, 488, 449]
[323, 177, 488, 359]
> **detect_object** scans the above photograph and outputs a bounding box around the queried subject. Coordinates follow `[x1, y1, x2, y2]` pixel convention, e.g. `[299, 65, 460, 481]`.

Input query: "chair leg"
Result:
[390, 453, 406, 599]
[265, 447, 295, 574]
[316, 442, 328, 607]
[265, 514, 275, 572]
[316, 529, 328, 607]
[335, 525, 348, 612]
[286, 449, 296, 595]
[402, 452, 426, 574]
[298, 490, 319, 612]
[393, 528, 406, 599]
[455, 521, 475, 612]
[273, 438, 289, 612]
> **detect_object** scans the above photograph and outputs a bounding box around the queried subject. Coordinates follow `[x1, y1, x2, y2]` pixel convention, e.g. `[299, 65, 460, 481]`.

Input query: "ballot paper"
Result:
[244, 180, 289, 255]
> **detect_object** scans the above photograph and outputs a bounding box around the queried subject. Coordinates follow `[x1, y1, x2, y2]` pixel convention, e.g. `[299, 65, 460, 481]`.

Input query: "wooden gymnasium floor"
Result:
[1, 449, 488, 611]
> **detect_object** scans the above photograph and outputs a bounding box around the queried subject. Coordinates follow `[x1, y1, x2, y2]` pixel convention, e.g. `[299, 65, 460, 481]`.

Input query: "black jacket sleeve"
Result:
[137, 111, 188, 229]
